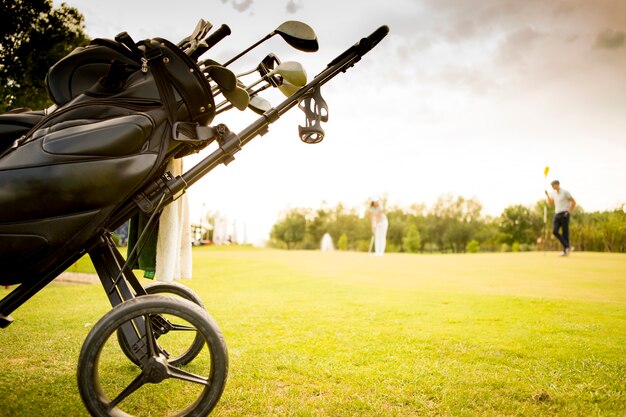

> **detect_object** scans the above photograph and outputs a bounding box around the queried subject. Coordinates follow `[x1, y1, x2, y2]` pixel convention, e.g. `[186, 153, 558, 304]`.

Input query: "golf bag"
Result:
[0, 33, 217, 286]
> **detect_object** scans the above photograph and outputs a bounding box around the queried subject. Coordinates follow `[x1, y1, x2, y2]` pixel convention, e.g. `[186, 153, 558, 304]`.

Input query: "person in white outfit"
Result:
[367, 197, 388, 256]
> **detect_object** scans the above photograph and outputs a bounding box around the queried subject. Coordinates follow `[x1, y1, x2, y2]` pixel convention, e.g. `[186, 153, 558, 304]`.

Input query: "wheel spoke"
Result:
[109, 372, 148, 409]
[169, 323, 198, 331]
[144, 314, 158, 357]
[166, 364, 211, 386]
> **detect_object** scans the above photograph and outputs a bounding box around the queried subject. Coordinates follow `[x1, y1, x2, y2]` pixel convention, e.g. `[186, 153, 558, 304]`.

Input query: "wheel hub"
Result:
[144, 354, 169, 383]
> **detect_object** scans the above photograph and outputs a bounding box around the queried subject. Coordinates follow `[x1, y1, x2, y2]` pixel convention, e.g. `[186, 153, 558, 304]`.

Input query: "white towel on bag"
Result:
[155, 158, 192, 281]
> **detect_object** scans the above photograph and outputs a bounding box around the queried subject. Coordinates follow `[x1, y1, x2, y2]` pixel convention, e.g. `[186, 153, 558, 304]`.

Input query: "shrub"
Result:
[337, 233, 348, 250]
[466, 240, 480, 253]
[402, 226, 422, 253]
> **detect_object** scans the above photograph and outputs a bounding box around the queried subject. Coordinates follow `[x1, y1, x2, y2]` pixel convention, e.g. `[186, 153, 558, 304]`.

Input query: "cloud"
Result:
[594, 29, 626, 49]
[220, 0, 305, 15]
[286, 0, 303, 14]
[222, 0, 254, 13]
[495, 27, 544, 68]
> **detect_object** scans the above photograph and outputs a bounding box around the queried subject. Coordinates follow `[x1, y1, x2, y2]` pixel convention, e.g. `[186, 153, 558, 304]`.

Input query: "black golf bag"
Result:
[0, 33, 216, 286]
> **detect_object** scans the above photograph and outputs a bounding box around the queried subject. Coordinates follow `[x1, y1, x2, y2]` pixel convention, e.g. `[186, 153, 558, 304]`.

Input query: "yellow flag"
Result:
[544, 166, 550, 178]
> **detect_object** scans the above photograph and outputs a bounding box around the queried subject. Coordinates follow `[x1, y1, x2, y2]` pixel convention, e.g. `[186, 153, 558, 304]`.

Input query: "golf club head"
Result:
[248, 96, 272, 115]
[223, 21, 318, 66]
[222, 86, 250, 111]
[273, 21, 319, 52]
[275, 61, 307, 87]
[278, 79, 302, 97]
[206, 65, 237, 92]
[258, 53, 282, 87]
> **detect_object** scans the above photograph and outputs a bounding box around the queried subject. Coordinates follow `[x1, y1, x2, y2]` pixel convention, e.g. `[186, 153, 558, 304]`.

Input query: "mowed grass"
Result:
[0, 248, 625, 416]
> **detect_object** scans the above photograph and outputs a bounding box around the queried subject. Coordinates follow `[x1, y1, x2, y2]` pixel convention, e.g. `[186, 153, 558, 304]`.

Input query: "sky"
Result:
[53, 0, 626, 245]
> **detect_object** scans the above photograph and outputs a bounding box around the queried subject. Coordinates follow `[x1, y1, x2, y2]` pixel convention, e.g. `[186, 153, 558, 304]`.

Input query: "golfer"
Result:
[367, 197, 388, 256]
[545, 180, 576, 256]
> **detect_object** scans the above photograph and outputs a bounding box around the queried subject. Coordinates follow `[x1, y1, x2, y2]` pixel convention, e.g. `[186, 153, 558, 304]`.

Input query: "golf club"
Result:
[278, 79, 302, 97]
[189, 24, 232, 61]
[205, 65, 237, 92]
[222, 20, 318, 67]
[219, 85, 250, 111]
[246, 61, 307, 91]
[248, 95, 272, 115]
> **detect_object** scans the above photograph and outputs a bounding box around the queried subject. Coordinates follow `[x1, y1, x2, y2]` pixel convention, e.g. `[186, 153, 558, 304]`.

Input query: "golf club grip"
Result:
[354, 25, 390, 57]
[366, 25, 390, 49]
[327, 25, 390, 67]
[190, 24, 231, 60]
[205, 24, 231, 49]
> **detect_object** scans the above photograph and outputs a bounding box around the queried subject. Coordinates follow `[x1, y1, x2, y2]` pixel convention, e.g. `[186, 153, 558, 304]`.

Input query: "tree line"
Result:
[269, 195, 626, 253]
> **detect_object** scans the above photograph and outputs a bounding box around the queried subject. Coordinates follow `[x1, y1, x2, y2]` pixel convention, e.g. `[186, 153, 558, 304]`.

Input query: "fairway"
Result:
[1, 248, 625, 416]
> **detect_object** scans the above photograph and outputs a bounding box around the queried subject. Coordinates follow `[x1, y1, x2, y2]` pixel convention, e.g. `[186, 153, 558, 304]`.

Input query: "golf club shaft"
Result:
[223, 34, 271, 67]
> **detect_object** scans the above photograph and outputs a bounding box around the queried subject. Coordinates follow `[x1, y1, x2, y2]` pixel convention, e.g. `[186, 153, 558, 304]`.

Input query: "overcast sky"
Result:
[54, 0, 626, 244]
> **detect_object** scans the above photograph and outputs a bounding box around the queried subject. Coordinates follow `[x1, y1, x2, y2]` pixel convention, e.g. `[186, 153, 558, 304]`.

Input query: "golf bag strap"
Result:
[143, 42, 178, 127]
[112, 33, 179, 127]
[113, 32, 144, 59]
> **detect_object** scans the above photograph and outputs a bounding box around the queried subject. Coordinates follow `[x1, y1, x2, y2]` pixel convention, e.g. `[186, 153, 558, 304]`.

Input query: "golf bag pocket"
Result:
[0, 110, 45, 154]
[0, 103, 165, 222]
[41, 114, 154, 157]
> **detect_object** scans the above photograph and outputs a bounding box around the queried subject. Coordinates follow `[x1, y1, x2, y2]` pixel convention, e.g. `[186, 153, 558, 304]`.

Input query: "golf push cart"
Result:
[0, 17, 388, 416]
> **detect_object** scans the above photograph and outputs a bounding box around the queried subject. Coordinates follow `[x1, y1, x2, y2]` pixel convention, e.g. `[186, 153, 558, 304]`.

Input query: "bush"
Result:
[402, 226, 422, 253]
[512, 242, 520, 252]
[356, 239, 371, 252]
[337, 233, 348, 250]
[466, 240, 480, 253]
[386, 243, 399, 253]
[519, 243, 534, 252]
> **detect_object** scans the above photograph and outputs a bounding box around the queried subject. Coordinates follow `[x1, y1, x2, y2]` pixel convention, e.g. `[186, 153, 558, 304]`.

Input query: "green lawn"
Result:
[1, 248, 625, 416]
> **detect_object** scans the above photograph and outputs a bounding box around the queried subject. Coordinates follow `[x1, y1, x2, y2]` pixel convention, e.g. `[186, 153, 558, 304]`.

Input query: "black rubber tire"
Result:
[77, 295, 228, 417]
[117, 282, 206, 366]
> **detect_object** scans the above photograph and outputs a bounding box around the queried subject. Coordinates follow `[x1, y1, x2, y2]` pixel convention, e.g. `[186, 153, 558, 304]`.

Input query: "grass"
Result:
[1, 248, 625, 416]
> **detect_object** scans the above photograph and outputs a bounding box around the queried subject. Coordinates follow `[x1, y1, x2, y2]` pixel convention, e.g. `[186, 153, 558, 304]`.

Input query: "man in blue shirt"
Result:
[545, 180, 577, 256]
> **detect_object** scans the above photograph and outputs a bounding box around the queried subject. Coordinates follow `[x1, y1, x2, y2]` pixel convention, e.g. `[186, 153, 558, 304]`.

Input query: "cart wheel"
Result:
[117, 282, 206, 366]
[78, 295, 228, 417]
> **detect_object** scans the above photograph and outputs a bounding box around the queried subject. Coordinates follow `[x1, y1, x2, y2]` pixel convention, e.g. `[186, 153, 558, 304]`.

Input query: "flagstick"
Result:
[543, 166, 550, 256]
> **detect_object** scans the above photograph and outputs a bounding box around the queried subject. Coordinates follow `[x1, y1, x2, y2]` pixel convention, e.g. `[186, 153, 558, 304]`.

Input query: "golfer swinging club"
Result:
[545, 180, 576, 256]
[367, 197, 388, 256]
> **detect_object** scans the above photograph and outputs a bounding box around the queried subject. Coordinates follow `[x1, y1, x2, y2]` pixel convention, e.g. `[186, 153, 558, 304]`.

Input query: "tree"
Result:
[429, 195, 484, 252]
[498, 204, 540, 246]
[0, 0, 90, 112]
[466, 240, 480, 253]
[337, 233, 348, 250]
[270, 209, 307, 249]
[402, 226, 421, 253]
[327, 203, 369, 251]
[305, 207, 332, 248]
